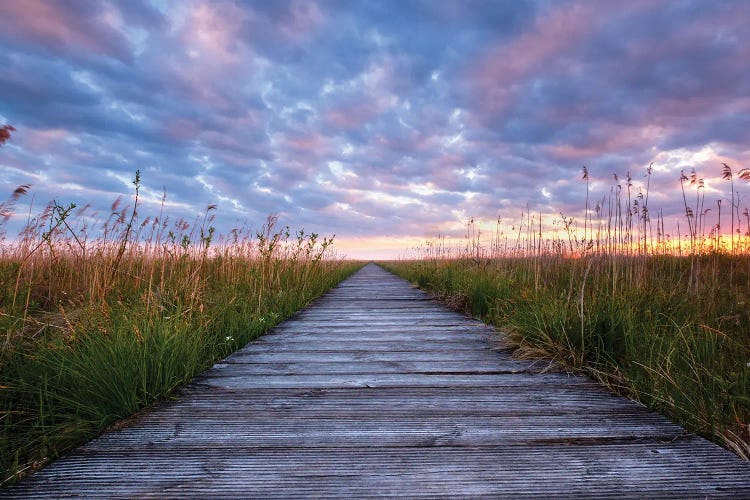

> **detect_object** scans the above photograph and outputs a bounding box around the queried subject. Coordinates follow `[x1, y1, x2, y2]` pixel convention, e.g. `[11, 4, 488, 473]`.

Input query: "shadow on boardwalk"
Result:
[4, 263, 749, 498]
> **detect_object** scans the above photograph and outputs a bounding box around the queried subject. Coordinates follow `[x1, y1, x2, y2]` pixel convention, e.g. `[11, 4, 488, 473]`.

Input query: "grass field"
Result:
[0, 172, 362, 484]
[3, 161, 749, 486]
[384, 165, 750, 460]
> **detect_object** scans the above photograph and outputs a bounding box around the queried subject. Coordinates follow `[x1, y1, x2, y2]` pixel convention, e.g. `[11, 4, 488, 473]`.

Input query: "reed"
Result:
[385, 163, 750, 460]
[0, 171, 361, 484]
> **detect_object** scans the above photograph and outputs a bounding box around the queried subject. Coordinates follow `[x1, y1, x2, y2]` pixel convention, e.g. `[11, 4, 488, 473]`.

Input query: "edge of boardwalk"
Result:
[4, 263, 749, 498]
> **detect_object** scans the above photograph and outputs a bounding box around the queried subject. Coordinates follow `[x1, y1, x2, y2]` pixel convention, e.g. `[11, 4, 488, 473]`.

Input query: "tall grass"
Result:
[385, 163, 750, 460]
[0, 171, 362, 484]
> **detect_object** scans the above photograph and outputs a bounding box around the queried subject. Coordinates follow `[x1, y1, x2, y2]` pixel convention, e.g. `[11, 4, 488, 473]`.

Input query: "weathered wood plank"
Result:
[9, 443, 749, 498]
[193, 372, 599, 390]
[234, 340, 495, 352]
[205, 359, 544, 374]
[267, 325, 493, 336]
[173, 385, 651, 412]
[80, 407, 687, 446]
[262, 332, 494, 342]
[129, 391, 651, 417]
[225, 349, 507, 362]
[5, 262, 749, 498]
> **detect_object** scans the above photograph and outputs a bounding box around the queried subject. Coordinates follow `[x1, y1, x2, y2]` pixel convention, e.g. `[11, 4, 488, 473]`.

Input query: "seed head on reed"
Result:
[0, 124, 14, 146]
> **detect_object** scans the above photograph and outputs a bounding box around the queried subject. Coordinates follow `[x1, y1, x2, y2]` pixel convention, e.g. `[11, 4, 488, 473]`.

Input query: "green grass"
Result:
[1, 259, 359, 484]
[384, 255, 750, 459]
[0, 173, 363, 485]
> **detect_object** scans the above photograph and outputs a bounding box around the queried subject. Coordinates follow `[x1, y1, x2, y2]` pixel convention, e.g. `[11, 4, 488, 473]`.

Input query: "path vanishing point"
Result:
[5, 263, 750, 498]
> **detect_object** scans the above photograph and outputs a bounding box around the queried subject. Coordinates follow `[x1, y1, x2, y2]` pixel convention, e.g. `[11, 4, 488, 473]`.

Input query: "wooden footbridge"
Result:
[5, 264, 750, 497]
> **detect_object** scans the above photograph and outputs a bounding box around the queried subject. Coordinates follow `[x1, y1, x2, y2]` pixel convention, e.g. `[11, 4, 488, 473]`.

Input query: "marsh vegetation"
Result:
[0, 171, 360, 484]
[386, 164, 750, 460]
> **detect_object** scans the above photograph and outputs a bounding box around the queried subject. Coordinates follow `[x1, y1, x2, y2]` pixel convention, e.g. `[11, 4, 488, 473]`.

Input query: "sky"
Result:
[1, 0, 749, 259]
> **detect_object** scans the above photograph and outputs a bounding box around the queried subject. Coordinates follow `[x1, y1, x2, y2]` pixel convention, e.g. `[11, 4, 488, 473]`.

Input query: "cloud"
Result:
[1, 1, 749, 256]
[0, 0, 164, 63]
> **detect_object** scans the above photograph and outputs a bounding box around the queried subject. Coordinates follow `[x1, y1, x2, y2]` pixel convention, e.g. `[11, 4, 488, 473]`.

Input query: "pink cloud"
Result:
[464, 1, 658, 124]
[179, 2, 246, 67]
[466, 3, 592, 115]
[278, 132, 334, 158]
[162, 119, 201, 142]
[324, 102, 378, 131]
[161, 2, 261, 111]
[544, 122, 663, 161]
[18, 128, 71, 150]
[277, 1, 325, 42]
[0, 0, 130, 60]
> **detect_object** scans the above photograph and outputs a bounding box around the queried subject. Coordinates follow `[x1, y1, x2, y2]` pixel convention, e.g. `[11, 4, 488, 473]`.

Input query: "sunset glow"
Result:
[1, 1, 749, 258]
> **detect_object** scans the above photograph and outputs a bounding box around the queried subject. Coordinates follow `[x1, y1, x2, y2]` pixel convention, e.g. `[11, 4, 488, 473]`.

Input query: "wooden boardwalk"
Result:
[5, 263, 749, 498]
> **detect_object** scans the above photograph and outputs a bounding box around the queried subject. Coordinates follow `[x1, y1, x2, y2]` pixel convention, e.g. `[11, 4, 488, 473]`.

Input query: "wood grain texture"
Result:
[4, 263, 749, 498]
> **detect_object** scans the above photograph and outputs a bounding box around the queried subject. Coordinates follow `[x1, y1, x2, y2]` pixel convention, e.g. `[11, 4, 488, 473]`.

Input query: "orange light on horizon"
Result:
[332, 235, 431, 261]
